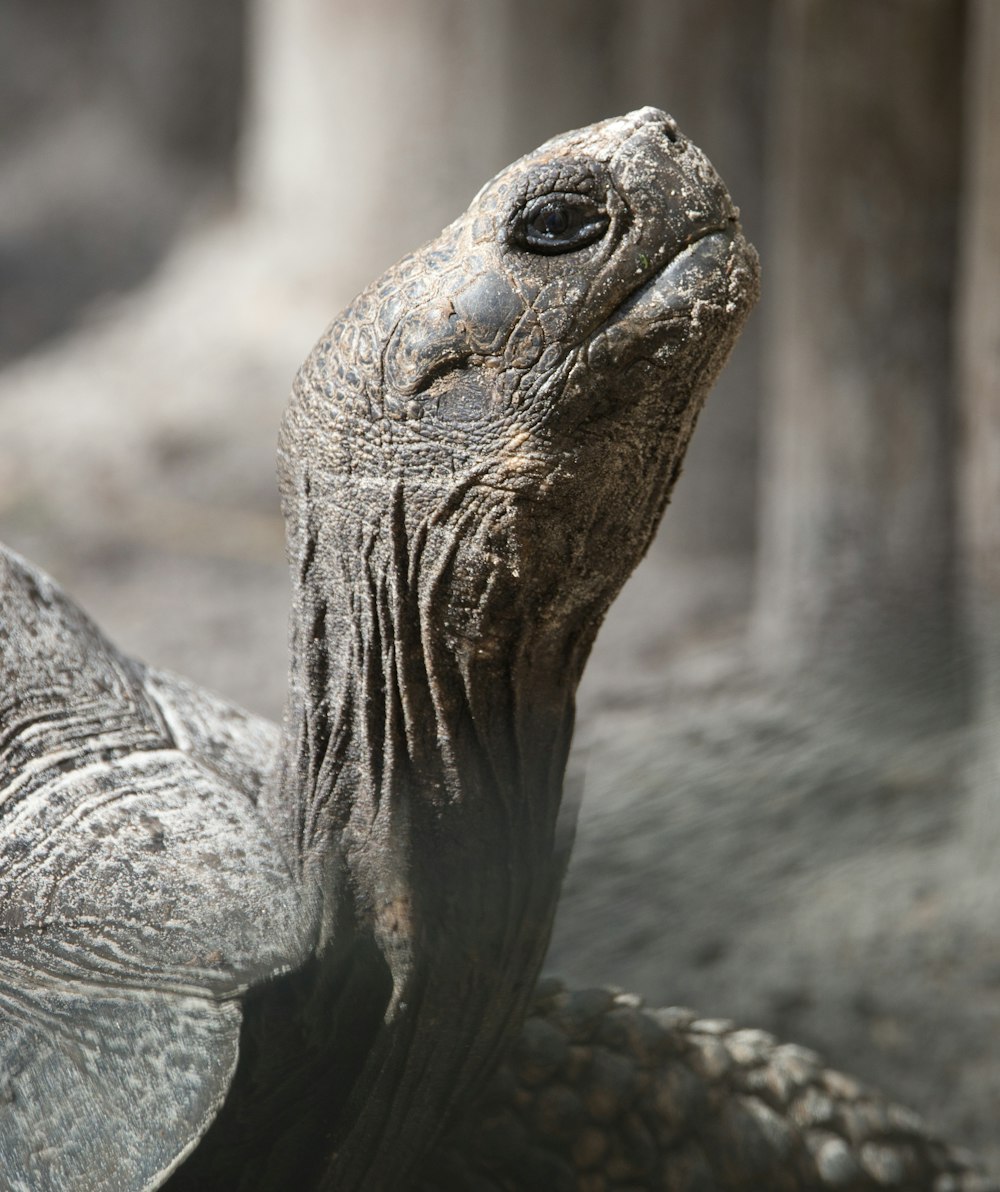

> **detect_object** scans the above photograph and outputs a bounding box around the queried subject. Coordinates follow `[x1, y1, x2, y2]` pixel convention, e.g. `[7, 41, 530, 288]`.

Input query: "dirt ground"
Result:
[1, 216, 997, 1173]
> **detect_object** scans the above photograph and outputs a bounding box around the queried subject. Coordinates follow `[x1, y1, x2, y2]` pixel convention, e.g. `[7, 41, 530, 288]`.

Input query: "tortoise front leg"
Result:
[422, 979, 996, 1192]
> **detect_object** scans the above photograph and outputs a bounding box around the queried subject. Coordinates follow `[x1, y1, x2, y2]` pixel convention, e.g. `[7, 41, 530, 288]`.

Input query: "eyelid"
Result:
[523, 192, 601, 218]
[516, 192, 610, 255]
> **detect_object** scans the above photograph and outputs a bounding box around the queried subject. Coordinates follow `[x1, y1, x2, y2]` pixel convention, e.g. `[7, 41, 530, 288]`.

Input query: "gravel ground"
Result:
[1, 219, 996, 1173]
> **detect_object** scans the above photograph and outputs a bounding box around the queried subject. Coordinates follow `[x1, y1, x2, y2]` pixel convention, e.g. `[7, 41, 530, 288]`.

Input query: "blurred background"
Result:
[1, 0, 998, 1166]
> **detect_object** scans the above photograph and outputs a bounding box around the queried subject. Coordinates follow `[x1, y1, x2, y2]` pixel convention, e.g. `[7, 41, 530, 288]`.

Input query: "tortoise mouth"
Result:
[614, 222, 741, 326]
[578, 222, 747, 373]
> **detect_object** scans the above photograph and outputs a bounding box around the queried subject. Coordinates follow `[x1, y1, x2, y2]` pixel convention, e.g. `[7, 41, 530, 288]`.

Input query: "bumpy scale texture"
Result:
[425, 980, 997, 1192]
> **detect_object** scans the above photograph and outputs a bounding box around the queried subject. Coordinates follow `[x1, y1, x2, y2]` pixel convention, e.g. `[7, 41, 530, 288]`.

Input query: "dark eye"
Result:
[520, 194, 610, 255]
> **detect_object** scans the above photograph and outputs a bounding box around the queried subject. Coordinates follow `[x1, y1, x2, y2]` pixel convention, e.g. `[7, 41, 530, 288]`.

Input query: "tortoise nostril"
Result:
[628, 107, 681, 143]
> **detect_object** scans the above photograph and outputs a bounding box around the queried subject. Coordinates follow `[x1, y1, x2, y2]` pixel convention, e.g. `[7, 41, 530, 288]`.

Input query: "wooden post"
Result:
[507, 0, 771, 562]
[754, 0, 965, 700]
[239, 0, 513, 287]
[958, 0, 1000, 848]
[102, 0, 245, 168]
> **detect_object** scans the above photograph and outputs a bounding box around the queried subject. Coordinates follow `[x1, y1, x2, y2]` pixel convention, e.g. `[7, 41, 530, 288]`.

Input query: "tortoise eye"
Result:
[520, 194, 609, 255]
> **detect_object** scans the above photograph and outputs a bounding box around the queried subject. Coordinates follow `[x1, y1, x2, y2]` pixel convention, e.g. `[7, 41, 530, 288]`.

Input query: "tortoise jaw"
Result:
[606, 224, 752, 335]
[571, 225, 757, 389]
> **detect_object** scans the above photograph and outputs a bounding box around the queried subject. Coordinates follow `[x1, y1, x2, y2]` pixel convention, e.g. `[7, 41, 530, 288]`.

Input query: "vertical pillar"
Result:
[958, 0, 1000, 846]
[102, 0, 246, 169]
[240, 0, 512, 285]
[754, 0, 965, 692]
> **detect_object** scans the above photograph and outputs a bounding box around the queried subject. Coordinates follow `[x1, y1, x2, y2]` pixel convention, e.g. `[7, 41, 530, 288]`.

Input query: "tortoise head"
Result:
[280, 107, 757, 670]
[275, 108, 759, 1189]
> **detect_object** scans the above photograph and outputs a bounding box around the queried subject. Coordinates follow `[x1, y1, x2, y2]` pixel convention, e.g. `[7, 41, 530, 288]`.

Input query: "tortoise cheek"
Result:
[383, 300, 471, 396]
[382, 270, 525, 400]
[451, 270, 524, 353]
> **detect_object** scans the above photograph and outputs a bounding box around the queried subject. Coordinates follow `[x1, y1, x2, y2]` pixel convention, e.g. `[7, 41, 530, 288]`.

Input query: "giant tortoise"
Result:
[1, 108, 992, 1191]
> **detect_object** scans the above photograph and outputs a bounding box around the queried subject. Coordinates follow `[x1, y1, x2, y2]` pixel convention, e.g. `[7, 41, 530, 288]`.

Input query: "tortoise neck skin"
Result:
[270, 108, 759, 1188]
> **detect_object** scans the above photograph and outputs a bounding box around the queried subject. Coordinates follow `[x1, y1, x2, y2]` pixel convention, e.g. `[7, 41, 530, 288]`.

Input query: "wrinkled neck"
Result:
[276, 475, 584, 893]
[268, 473, 591, 1188]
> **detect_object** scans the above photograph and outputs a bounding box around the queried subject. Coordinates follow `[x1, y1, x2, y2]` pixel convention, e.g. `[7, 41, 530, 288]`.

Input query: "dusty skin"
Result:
[1, 107, 991, 1187]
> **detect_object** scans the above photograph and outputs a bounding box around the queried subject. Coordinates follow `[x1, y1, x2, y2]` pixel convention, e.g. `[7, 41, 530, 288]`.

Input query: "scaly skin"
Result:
[425, 980, 997, 1192]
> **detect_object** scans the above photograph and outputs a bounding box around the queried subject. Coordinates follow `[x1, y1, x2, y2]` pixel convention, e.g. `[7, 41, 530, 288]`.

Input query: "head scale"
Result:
[280, 107, 758, 649]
